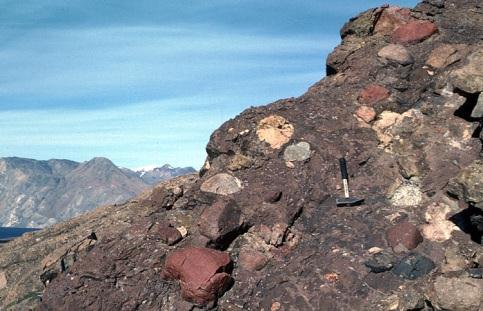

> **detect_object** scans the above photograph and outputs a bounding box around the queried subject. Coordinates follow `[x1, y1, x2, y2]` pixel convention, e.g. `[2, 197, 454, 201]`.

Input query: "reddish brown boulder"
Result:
[197, 198, 243, 247]
[358, 84, 390, 105]
[374, 7, 414, 35]
[392, 21, 438, 45]
[163, 247, 233, 305]
[386, 221, 423, 251]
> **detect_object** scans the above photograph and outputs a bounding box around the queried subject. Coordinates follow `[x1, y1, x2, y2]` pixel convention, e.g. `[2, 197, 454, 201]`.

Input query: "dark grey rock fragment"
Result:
[468, 267, 483, 279]
[392, 253, 435, 280]
[364, 252, 396, 273]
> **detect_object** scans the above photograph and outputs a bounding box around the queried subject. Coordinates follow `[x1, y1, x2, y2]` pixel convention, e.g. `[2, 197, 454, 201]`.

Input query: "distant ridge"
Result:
[0, 157, 196, 228]
[134, 164, 196, 185]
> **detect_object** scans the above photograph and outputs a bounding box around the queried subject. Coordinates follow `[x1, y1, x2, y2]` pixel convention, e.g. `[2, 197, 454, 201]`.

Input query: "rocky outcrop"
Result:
[0, 175, 198, 310]
[1, 0, 483, 310]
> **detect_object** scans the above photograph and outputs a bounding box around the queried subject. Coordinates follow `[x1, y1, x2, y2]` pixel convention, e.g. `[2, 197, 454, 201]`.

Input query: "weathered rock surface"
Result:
[378, 44, 414, 65]
[386, 221, 423, 251]
[283, 142, 311, 162]
[1, 1, 483, 310]
[256, 115, 294, 149]
[472, 93, 483, 118]
[364, 251, 396, 273]
[163, 247, 233, 305]
[392, 253, 435, 280]
[358, 84, 391, 105]
[421, 200, 459, 242]
[355, 105, 377, 123]
[373, 6, 414, 35]
[392, 21, 438, 45]
[156, 221, 183, 246]
[197, 198, 244, 247]
[448, 160, 483, 209]
[200, 173, 243, 195]
[431, 276, 483, 311]
[0, 175, 198, 310]
[451, 48, 483, 93]
[426, 43, 465, 69]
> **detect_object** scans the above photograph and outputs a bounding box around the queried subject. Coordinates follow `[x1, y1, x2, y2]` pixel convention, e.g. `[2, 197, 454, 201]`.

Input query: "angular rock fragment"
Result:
[283, 142, 311, 162]
[426, 44, 462, 69]
[197, 198, 243, 247]
[374, 7, 414, 35]
[420, 201, 459, 242]
[448, 160, 483, 210]
[392, 21, 438, 45]
[269, 223, 288, 247]
[451, 49, 483, 93]
[468, 268, 483, 279]
[326, 40, 364, 75]
[239, 249, 268, 271]
[358, 84, 390, 105]
[392, 253, 435, 280]
[372, 110, 404, 147]
[227, 154, 253, 171]
[378, 44, 414, 65]
[364, 251, 396, 273]
[355, 105, 377, 123]
[399, 291, 425, 311]
[397, 155, 421, 179]
[442, 246, 468, 273]
[156, 222, 183, 246]
[471, 93, 483, 118]
[432, 276, 483, 311]
[163, 247, 233, 305]
[256, 115, 294, 149]
[340, 7, 382, 38]
[386, 221, 423, 251]
[200, 173, 243, 195]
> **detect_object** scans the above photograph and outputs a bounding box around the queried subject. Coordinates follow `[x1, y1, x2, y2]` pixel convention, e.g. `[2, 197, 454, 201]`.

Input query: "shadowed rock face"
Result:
[1, 0, 483, 310]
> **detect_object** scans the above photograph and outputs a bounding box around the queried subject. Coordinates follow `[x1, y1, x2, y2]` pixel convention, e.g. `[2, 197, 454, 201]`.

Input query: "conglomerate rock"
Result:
[1, 1, 483, 310]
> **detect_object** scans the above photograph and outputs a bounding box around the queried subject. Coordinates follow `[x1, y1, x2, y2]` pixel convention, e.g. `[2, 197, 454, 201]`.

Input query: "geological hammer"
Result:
[336, 158, 364, 207]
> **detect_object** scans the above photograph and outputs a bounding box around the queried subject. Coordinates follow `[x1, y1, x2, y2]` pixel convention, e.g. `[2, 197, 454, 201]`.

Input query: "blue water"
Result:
[0, 227, 39, 241]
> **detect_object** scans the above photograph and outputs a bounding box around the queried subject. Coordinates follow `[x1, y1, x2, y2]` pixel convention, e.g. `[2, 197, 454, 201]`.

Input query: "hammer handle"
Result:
[339, 158, 348, 180]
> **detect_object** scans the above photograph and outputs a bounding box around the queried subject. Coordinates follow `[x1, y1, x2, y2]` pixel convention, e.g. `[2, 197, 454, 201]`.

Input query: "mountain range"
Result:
[0, 157, 195, 228]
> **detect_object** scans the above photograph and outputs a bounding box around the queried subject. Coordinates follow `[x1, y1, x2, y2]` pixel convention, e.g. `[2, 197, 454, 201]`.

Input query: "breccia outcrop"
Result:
[2, 0, 483, 310]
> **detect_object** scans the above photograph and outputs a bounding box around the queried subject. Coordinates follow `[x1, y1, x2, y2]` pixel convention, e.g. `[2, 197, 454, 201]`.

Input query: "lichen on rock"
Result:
[389, 182, 423, 207]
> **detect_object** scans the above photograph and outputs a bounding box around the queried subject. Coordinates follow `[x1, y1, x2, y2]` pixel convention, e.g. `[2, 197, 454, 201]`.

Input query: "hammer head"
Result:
[336, 197, 364, 207]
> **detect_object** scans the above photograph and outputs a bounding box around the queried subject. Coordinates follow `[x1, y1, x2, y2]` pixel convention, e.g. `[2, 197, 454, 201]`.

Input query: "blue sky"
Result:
[0, 0, 418, 169]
